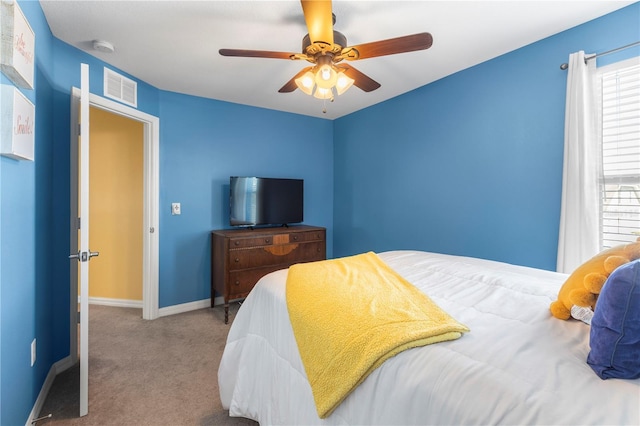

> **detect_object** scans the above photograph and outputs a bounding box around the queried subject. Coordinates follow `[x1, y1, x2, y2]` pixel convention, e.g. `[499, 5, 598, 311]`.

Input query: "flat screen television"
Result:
[229, 176, 303, 227]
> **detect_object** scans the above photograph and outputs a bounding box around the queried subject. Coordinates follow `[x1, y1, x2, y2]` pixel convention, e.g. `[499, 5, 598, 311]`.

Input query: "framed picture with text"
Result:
[1, 0, 35, 89]
[1, 84, 35, 161]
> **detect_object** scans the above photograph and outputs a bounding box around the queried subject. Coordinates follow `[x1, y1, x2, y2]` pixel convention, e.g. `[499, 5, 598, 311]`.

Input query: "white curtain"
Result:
[557, 51, 601, 273]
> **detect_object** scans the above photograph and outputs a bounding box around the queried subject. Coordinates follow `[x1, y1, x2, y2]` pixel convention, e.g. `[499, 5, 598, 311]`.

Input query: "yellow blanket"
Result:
[286, 252, 469, 418]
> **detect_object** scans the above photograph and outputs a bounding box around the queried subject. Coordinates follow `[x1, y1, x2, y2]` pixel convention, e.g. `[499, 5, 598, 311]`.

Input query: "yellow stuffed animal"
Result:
[550, 238, 640, 320]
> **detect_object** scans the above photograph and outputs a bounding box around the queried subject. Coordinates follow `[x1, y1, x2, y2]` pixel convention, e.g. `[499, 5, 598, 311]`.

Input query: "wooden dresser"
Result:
[211, 225, 326, 323]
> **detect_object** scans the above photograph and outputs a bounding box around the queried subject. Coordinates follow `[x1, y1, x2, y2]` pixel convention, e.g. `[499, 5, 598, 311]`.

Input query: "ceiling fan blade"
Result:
[279, 67, 314, 93]
[347, 32, 433, 60]
[219, 49, 296, 60]
[338, 64, 381, 92]
[301, 0, 334, 45]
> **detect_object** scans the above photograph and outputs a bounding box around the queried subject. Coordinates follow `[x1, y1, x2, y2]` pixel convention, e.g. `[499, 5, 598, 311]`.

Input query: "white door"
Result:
[69, 63, 98, 417]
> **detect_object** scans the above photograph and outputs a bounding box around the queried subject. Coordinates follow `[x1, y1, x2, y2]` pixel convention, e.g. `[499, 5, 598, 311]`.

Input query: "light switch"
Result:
[171, 203, 181, 215]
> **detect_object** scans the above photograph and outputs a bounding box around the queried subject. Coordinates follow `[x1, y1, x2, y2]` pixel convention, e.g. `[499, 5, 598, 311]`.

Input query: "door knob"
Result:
[68, 250, 100, 262]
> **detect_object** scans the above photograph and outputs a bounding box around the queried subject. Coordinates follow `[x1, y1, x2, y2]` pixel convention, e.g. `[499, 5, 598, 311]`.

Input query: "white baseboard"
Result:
[26, 356, 74, 426]
[53, 355, 76, 373]
[88, 296, 143, 309]
[157, 296, 226, 317]
[158, 298, 212, 317]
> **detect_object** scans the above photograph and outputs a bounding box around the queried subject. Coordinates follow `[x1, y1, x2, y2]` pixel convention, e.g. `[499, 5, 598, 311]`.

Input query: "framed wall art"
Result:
[1, 84, 35, 161]
[1, 0, 35, 89]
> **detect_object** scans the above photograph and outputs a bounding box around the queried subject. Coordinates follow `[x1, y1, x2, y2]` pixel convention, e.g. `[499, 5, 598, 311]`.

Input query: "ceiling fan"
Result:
[219, 0, 433, 101]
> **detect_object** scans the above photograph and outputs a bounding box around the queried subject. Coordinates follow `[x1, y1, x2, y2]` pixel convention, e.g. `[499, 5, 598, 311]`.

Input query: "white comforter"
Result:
[218, 251, 640, 425]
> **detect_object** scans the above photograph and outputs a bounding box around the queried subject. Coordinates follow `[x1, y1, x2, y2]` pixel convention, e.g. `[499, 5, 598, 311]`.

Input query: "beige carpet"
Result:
[38, 303, 257, 425]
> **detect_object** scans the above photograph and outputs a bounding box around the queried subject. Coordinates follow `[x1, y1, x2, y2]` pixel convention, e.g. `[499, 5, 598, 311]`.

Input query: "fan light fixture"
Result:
[294, 53, 353, 98]
[295, 65, 354, 98]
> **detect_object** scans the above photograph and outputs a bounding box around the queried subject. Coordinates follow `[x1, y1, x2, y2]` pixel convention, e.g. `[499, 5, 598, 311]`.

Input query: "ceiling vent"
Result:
[103, 67, 137, 107]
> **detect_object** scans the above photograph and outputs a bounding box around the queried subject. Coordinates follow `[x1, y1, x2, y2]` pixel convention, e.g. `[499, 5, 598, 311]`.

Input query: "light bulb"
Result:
[301, 75, 314, 88]
[335, 72, 354, 95]
[313, 87, 333, 100]
[314, 65, 337, 90]
[295, 71, 316, 96]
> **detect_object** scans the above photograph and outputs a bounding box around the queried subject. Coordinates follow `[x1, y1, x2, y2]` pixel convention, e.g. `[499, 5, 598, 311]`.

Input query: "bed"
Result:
[218, 250, 640, 425]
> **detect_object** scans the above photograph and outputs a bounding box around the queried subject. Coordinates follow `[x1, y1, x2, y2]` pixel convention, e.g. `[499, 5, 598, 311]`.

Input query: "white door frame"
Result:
[69, 87, 160, 364]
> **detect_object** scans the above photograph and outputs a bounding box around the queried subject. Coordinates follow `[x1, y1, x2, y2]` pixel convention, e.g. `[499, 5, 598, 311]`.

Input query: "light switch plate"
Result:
[171, 203, 181, 215]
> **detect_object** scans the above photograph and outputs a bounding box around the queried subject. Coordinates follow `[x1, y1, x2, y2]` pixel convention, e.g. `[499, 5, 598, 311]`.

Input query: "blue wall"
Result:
[1, 1, 638, 424]
[333, 2, 640, 270]
[157, 92, 333, 307]
[1, 1, 55, 424]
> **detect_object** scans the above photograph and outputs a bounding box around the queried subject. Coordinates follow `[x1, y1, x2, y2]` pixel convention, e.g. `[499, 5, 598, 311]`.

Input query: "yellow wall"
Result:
[89, 107, 144, 301]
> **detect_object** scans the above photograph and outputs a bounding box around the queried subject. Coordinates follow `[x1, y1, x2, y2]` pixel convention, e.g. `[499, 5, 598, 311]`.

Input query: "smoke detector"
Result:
[93, 40, 115, 53]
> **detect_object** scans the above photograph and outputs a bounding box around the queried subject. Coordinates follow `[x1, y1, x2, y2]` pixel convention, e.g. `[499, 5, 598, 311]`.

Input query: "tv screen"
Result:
[229, 177, 303, 227]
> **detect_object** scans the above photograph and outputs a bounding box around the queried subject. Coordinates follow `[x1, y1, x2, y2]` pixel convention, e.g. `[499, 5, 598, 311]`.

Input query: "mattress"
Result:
[218, 250, 640, 425]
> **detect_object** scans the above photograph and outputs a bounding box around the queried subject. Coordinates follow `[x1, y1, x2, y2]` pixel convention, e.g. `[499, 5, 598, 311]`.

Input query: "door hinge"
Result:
[77, 217, 81, 230]
[150, 227, 155, 233]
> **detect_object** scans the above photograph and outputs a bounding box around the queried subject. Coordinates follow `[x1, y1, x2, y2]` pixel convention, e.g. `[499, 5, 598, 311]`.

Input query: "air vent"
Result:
[103, 67, 137, 107]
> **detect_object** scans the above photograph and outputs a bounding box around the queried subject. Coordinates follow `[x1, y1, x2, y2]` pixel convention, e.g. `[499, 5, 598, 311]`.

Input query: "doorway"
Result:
[69, 88, 160, 368]
[89, 107, 144, 306]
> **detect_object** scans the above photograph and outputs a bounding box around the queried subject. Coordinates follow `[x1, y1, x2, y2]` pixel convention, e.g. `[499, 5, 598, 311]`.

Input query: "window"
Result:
[598, 58, 640, 249]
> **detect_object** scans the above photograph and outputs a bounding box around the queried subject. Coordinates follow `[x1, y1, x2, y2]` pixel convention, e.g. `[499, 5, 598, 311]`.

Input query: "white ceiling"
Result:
[39, 1, 635, 120]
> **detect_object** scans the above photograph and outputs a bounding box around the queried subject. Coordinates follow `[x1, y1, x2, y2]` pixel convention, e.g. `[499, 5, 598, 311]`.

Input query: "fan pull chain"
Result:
[321, 95, 335, 114]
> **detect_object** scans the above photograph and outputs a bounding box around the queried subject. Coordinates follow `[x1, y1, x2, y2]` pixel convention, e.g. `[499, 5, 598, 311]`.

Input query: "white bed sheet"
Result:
[218, 251, 640, 425]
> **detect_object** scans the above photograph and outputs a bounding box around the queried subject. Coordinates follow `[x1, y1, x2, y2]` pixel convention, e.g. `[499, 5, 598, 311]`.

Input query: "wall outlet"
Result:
[171, 202, 181, 215]
[31, 338, 36, 366]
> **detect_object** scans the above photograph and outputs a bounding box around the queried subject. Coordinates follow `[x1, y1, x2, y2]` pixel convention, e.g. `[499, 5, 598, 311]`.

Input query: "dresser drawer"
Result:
[229, 241, 324, 270]
[227, 266, 286, 299]
[229, 235, 274, 249]
[289, 229, 325, 243]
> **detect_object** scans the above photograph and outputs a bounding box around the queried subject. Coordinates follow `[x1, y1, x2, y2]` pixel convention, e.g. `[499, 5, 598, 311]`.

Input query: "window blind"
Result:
[600, 62, 640, 249]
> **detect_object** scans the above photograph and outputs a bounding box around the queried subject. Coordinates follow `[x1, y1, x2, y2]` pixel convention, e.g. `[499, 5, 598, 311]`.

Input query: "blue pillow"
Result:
[587, 259, 640, 379]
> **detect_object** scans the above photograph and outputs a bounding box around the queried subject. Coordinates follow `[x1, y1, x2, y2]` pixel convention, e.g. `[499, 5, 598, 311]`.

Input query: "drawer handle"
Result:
[293, 235, 298, 241]
[234, 258, 240, 263]
[234, 280, 240, 286]
[265, 238, 271, 243]
[234, 241, 240, 246]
